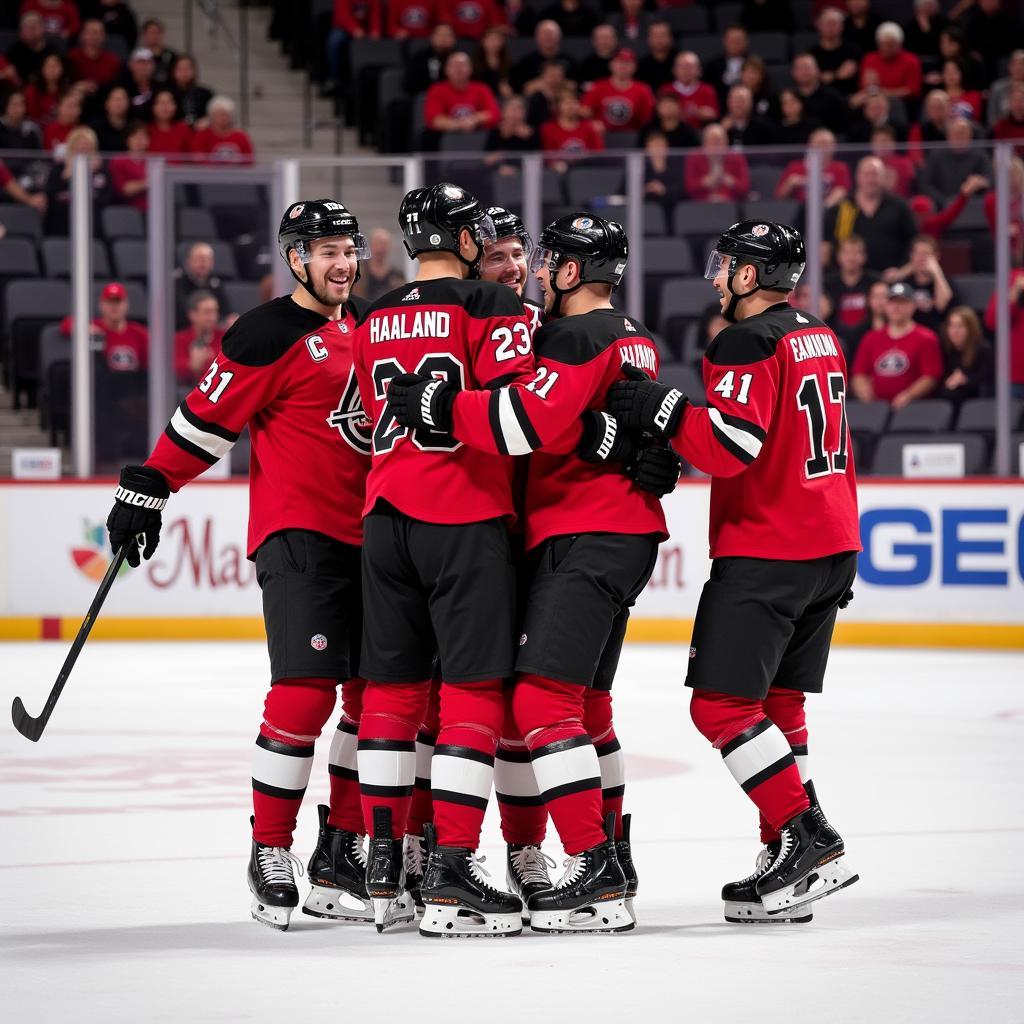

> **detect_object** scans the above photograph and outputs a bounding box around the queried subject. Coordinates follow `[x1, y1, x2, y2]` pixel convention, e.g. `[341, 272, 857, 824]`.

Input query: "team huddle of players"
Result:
[105, 182, 861, 938]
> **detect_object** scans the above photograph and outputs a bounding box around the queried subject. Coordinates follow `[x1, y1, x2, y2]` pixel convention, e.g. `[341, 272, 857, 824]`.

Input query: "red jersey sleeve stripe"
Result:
[176, 401, 241, 443]
[708, 408, 765, 465]
[489, 387, 543, 456]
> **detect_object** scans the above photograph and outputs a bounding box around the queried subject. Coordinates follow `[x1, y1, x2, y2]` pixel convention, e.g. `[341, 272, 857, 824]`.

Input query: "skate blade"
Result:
[301, 884, 375, 923]
[761, 855, 859, 916]
[724, 900, 812, 924]
[250, 895, 293, 931]
[530, 898, 633, 934]
[372, 894, 415, 933]
[625, 897, 637, 926]
[419, 902, 523, 938]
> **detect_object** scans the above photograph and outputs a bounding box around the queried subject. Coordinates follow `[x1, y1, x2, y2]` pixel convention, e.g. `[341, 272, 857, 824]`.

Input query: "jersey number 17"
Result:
[796, 372, 848, 479]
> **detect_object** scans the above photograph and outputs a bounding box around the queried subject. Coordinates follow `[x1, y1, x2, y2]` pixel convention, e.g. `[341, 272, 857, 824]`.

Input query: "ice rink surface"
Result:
[1, 641, 1022, 1023]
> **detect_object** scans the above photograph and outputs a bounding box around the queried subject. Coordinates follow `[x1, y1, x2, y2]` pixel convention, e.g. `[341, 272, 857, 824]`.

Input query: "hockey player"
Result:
[351, 183, 535, 937]
[387, 213, 681, 932]
[105, 200, 377, 931]
[607, 221, 861, 923]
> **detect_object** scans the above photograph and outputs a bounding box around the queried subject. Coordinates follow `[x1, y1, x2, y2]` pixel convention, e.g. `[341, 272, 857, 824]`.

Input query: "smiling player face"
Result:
[296, 235, 360, 308]
[480, 237, 529, 296]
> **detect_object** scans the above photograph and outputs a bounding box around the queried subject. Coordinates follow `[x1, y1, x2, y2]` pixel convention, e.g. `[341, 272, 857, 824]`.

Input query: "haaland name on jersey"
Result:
[789, 331, 839, 363]
[368, 311, 452, 343]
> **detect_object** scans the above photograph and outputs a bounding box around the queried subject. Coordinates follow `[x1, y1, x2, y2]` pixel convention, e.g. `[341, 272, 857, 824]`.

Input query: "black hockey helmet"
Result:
[278, 198, 369, 298]
[705, 220, 806, 321]
[486, 205, 533, 256]
[398, 183, 496, 274]
[529, 212, 628, 316]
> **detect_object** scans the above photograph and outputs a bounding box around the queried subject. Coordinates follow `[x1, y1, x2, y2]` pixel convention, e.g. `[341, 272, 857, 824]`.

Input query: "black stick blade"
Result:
[11, 696, 43, 742]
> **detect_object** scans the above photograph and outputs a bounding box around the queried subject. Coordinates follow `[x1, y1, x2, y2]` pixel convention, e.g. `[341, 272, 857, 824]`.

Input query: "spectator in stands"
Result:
[789, 282, 832, 320]
[740, 56, 778, 122]
[0, 53, 20, 96]
[704, 25, 749, 104]
[993, 83, 1024, 154]
[91, 84, 129, 151]
[191, 95, 254, 164]
[909, 88, 950, 161]
[472, 26, 512, 100]
[0, 157, 46, 213]
[323, 1, 382, 97]
[170, 55, 213, 128]
[575, 24, 618, 88]
[720, 83, 778, 147]
[387, 1, 438, 41]
[776, 127, 850, 205]
[68, 19, 123, 94]
[852, 281, 943, 408]
[637, 20, 677, 93]
[403, 22, 456, 96]
[146, 87, 192, 158]
[684, 122, 749, 203]
[640, 91, 699, 149]
[858, 21, 922, 111]
[691, 301, 729, 363]
[540, 87, 603, 172]
[643, 130, 684, 208]
[175, 241, 228, 329]
[920, 116, 991, 207]
[43, 91, 83, 153]
[883, 234, 955, 333]
[439, 0, 502, 41]
[21, 0, 80, 40]
[903, 0, 947, 60]
[988, 49, 1024, 128]
[777, 88, 817, 147]
[659, 51, 719, 130]
[539, 0, 598, 39]
[939, 305, 992, 405]
[123, 47, 156, 120]
[353, 227, 405, 303]
[7, 12, 58, 85]
[511, 20, 573, 95]
[791, 53, 848, 135]
[740, 0, 794, 34]
[92, 0, 138, 52]
[930, 25, 984, 90]
[825, 234, 879, 354]
[60, 281, 149, 372]
[139, 18, 177, 84]
[811, 6, 861, 96]
[524, 60, 567, 128]
[847, 89, 904, 145]
[485, 94, 537, 171]
[175, 290, 224, 388]
[25, 52, 70, 123]
[848, 278, 895, 358]
[109, 120, 148, 211]
[984, 264, 1024, 398]
[824, 156, 917, 271]
[609, 0, 651, 45]
[423, 51, 499, 145]
[984, 155, 1024, 265]
[962, 0, 1023, 84]
[843, 0, 880, 56]
[0, 90, 42, 152]
[908, 178, 987, 243]
[871, 125, 915, 197]
[582, 48, 655, 134]
[941, 59, 982, 122]
[44, 126, 112, 235]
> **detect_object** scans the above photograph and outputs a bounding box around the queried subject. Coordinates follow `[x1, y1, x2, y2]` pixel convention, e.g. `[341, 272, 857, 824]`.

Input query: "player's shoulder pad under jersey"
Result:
[705, 303, 825, 367]
[534, 309, 653, 365]
[220, 296, 330, 367]
[346, 293, 370, 321]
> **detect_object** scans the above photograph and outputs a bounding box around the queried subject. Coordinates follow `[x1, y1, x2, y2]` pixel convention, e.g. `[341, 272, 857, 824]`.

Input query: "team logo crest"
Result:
[877, 350, 910, 376]
[689, 646, 697, 659]
[289, 203, 304, 219]
[751, 224, 770, 236]
[442, 185, 464, 200]
[327, 368, 373, 454]
[311, 634, 328, 651]
[605, 98, 633, 126]
[572, 217, 594, 230]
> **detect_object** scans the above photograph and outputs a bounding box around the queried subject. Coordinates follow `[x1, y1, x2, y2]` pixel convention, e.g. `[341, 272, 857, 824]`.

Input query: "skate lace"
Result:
[466, 853, 502, 895]
[737, 845, 777, 886]
[349, 833, 368, 867]
[554, 853, 586, 890]
[510, 845, 556, 886]
[404, 835, 425, 876]
[258, 846, 304, 885]
[770, 829, 795, 871]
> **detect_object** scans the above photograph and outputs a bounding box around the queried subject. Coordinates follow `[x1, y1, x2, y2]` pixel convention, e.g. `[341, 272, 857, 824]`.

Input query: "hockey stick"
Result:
[11, 538, 137, 742]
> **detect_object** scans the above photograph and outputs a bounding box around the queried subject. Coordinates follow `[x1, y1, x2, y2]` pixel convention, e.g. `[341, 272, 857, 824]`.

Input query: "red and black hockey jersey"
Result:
[451, 308, 669, 551]
[353, 277, 534, 525]
[146, 296, 371, 556]
[672, 302, 861, 561]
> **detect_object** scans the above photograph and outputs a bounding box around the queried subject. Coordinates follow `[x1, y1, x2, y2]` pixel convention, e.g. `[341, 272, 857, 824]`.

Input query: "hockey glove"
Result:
[625, 444, 683, 498]
[577, 410, 638, 466]
[606, 364, 689, 443]
[106, 465, 170, 568]
[387, 373, 458, 433]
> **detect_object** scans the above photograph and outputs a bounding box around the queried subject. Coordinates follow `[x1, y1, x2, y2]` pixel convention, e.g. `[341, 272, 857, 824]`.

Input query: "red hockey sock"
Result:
[357, 680, 431, 839]
[513, 674, 605, 856]
[252, 676, 338, 848]
[431, 679, 504, 849]
[407, 678, 441, 837]
[690, 689, 810, 834]
[495, 692, 547, 846]
[327, 677, 365, 834]
[583, 688, 625, 840]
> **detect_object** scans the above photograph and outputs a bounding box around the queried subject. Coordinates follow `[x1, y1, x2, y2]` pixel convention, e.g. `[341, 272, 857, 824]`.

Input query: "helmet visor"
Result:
[529, 246, 555, 274]
[296, 231, 371, 263]
[704, 249, 730, 281]
[474, 213, 497, 245]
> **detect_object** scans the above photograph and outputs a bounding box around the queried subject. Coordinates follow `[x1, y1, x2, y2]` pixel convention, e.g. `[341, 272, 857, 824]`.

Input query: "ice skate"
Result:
[302, 805, 374, 923]
[419, 824, 523, 938]
[365, 807, 414, 933]
[722, 841, 812, 924]
[616, 813, 639, 925]
[528, 824, 631, 935]
[247, 828, 304, 932]
[405, 833, 427, 913]
[756, 807, 859, 916]
[506, 843, 556, 923]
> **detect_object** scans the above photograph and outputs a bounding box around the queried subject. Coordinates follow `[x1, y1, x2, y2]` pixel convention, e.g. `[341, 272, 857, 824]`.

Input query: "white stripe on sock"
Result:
[722, 722, 792, 787]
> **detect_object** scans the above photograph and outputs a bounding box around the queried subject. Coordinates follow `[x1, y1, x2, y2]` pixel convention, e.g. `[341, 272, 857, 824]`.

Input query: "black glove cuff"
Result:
[424, 379, 457, 431]
[578, 411, 632, 464]
[655, 388, 689, 439]
[115, 465, 170, 509]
